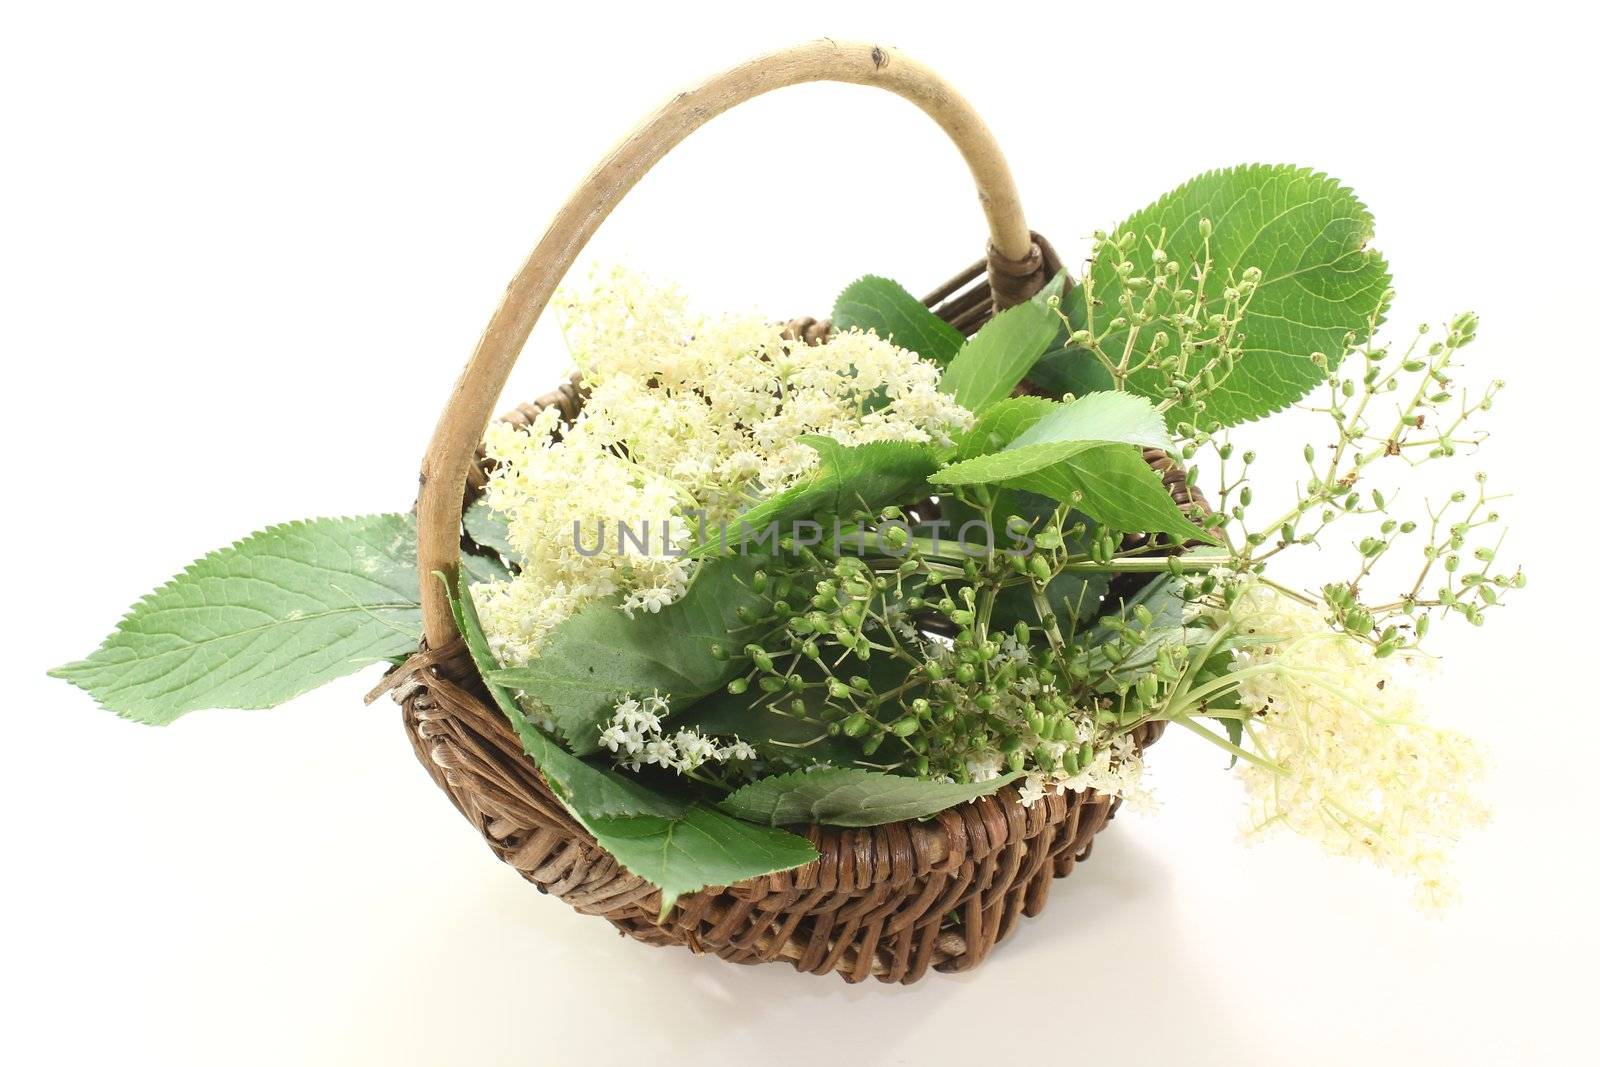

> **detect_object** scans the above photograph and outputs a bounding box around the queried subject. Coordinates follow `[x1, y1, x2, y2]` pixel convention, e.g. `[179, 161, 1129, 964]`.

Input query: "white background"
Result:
[4, 2, 1596, 1063]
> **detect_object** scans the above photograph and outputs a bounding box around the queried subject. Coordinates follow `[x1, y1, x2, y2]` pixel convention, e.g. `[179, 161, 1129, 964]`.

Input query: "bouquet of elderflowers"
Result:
[53, 162, 1519, 931]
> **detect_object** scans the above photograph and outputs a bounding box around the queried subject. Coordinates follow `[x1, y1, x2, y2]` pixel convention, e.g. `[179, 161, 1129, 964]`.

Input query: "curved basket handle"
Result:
[419, 39, 1038, 645]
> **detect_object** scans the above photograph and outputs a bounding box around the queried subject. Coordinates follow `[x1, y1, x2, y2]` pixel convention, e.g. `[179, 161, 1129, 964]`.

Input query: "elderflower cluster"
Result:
[1016, 733, 1149, 809]
[596, 692, 756, 775]
[471, 266, 971, 666]
[1219, 583, 1487, 908]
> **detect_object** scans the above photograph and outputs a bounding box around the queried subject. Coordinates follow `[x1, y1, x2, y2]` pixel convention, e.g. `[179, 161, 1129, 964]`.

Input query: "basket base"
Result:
[390, 645, 1157, 985]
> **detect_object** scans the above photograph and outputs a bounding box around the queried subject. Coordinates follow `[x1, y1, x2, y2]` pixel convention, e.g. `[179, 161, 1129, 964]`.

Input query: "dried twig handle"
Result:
[418, 39, 1037, 645]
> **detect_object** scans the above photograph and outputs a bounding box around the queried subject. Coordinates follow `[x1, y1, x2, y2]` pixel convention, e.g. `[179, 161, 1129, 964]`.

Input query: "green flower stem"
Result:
[1168, 713, 1283, 773]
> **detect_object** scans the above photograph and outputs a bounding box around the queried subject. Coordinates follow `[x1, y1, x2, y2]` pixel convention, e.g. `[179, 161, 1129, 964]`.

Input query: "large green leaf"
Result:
[1062, 164, 1392, 427]
[487, 554, 769, 753]
[720, 766, 1023, 827]
[51, 515, 423, 724]
[939, 297, 1060, 412]
[449, 575, 814, 914]
[1009, 392, 1172, 452]
[936, 392, 1173, 485]
[951, 395, 1057, 462]
[935, 438, 1112, 488]
[691, 436, 940, 558]
[1010, 446, 1214, 544]
[583, 806, 819, 917]
[832, 275, 965, 363]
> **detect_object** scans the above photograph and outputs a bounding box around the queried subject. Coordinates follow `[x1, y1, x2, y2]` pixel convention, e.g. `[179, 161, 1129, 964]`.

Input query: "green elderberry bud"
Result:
[752, 569, 769, 593]
[708, 642, 729, 661]
[1136, 674, 1160, 705]
[828, 680, 853, 700]
[841, 712, 871, 738]
[955, 663, 977, 685]
[787, 673, 805, 692]
[911, 697, 931, 718]
[925, 660, 945, 681]
[882, 524, 909, 549]
[726, 677, 749, 696]
[1078, 741, 1095, 768]
[861, 734, 885, 756]
[1061, 745, 1081, 775]
[758, 676, 784, 693]
[891, 717, 920, 737]
[1030, 555, 1053, 582]
[802, 639, 820, 660]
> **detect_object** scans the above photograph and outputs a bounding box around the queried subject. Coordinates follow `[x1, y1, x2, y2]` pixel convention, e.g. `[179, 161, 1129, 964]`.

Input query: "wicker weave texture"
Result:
[394, 643, 1163, 984]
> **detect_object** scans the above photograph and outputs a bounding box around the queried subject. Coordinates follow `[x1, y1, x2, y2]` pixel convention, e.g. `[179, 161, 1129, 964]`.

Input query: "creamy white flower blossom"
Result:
[471, 266, 971, 666]
[596, 691, 757, 776]
[1215, 583, 1488, 909]
[1014, 733, 1150, 809]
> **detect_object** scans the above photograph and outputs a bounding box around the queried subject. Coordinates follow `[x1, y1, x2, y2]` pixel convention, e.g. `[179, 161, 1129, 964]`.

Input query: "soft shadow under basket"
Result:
[381, 41, 1206, 985]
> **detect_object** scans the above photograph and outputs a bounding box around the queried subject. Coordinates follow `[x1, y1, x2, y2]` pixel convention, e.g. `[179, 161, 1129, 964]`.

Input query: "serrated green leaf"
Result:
[950, 395, 1057, 462]
[935, 438, 1112, 487]
[464, 498, 517, 562]
[447, 574, 814, 914]
[1009, 392, 1172, 452]
[1010, 446, 1215, 544]
[939, 298, 1060, 412]
[585, 805, 818, 919]
[832, 275, 965, 363]
[691, 437, 940, 558]
[51, 515, 423, 724]
[938, 392, 1173, 485]
[720, 766, 1023, 827]
[487, 554, 769, 753]
[1064, 164, 1392, 427]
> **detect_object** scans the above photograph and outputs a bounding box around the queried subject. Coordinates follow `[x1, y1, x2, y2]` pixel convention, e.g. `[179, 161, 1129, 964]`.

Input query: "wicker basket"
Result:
[383, 41, 1203, 984]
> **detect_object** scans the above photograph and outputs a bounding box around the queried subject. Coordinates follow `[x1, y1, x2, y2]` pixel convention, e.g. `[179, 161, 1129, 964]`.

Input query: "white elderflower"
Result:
[1216, 583, 1488, 908]
[595, 692, 758, 778]
[471, 266, 970, 668]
